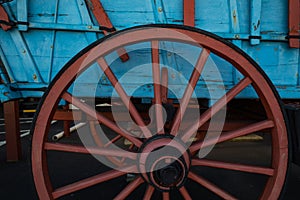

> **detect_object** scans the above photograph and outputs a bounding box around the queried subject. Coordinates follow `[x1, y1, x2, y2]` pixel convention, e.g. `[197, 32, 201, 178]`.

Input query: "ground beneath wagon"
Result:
[0, 113, 300, 199]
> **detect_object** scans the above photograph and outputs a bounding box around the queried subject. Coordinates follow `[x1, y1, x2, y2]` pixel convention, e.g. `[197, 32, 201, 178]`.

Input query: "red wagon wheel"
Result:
[31, 25, 289, 200]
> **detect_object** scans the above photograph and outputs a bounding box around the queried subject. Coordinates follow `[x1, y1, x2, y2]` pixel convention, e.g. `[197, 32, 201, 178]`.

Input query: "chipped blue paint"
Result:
[151, 0, 167, 23]
[250, 0, 262, 45]
[17, 0, 28, 31]
[228, 0, 243, 86]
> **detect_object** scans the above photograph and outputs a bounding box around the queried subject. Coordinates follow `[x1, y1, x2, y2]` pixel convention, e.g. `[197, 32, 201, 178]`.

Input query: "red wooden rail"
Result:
[0, 5, 12, 31]
[289, 0, 300, 48]
[184, 0, 195, 26]
[86, 0, 129, 61]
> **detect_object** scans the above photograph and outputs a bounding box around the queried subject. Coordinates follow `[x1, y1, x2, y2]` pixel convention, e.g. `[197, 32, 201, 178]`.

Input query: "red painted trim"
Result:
[0, 5, 12, 31]
[86, 0, 129, 61]
[86, 0, 113, 34]
[289, 0, 300, 48]
[183, 0, 195, 26]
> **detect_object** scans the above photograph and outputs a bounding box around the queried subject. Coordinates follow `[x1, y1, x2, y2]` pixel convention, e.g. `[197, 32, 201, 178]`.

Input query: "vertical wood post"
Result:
[63, 104, 71, 137]
[288, 0, 300, 48]
[250, 0, 262, 45]
[183, 0, 195, 26]
[4, 100, 21, 161]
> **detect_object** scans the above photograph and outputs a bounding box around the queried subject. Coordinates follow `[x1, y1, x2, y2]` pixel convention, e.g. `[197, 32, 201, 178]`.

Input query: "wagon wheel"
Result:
[31, 25, 289, 200]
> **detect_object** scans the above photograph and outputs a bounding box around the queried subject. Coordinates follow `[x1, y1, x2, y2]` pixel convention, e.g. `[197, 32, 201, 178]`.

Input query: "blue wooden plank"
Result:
[298, 51, 300, 86]
[75, 0, 98, 43]
[195, 0, 230, 32]
[275, 86, 300, 99]
[47, 0, 59, 83]
[17, 0, 28, 31]
[228, 0, 243, 86]
[0, 41, 15, 83]
[101, 0, 155, 29]
[260, 0, 287, 33]
[2, 4, 45, 83]
[0, 84, 22, 102]
[243, 42, 299, 86]
[28, 22, 106, 32]
[250, 0, 262, 45]
[26, 22, 289, 42]
[8, 29, 44, 83]
[151, 0, 167, 23]
[228, 0, 240, 36]
[27, 0, 56, 23]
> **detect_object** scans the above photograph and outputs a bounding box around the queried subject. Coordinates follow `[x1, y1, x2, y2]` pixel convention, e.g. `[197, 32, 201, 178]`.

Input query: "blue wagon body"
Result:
[0, 0, 299, 102]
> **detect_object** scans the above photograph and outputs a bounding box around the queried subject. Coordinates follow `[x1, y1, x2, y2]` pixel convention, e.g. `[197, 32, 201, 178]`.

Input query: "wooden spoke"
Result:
[52, 166, 136, 199]
[188, 172, 237, 200]
[44, 142, 137, 160]
[190, 120, 274, 153]
[143, 185, 155, 200]
[104, 135, 123, 147]
[171, 48, 210, 136]
[90, 122, 125, 148]
[89, 121, 126, 166]
[162, 192, 170, 200]
[192, 159, 274, 176]
[182, 77, 252, 142]
[114, 177, 144, 200]
[179, 186, 192, 200]
[62, 92, 142, 147]
[161, 67, 168, 104]
[97, 57, 152, 138]
[152, 40, 164, 134]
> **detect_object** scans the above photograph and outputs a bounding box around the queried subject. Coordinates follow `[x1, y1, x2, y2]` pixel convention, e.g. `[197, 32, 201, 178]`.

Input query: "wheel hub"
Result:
[153, 158, 184, 187]
[138, 136, 191, 191]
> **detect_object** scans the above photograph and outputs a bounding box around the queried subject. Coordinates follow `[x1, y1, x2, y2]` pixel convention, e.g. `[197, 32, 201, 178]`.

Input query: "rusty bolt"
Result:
[233, 10, 237, 18]
[235, 34, 240, 39]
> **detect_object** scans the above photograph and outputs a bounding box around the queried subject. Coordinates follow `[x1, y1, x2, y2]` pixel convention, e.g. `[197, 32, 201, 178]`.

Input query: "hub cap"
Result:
[138, 136, 191, 191]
